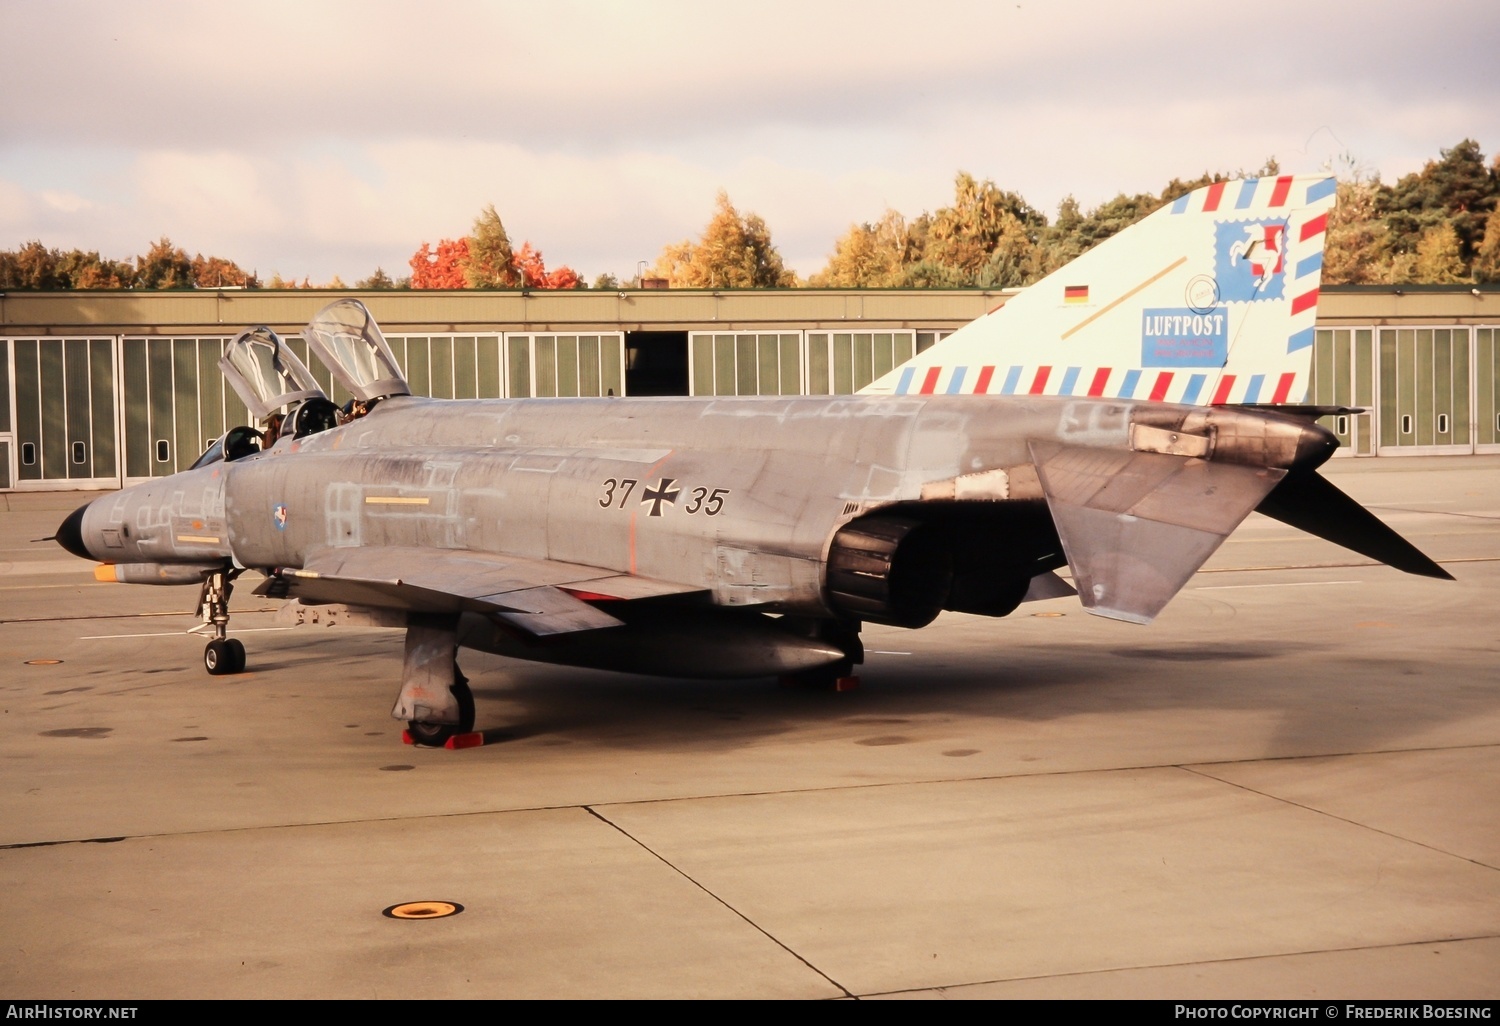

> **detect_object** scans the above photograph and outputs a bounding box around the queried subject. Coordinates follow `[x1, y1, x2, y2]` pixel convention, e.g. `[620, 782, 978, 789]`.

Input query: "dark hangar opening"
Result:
[625, 331, 689, 396]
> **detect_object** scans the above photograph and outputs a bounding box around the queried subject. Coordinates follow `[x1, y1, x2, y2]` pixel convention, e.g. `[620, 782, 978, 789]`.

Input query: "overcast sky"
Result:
[2, 0, 1497, 283]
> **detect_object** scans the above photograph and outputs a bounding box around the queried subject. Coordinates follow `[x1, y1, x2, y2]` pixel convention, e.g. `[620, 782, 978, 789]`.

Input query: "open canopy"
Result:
[301, 299, 410, 404]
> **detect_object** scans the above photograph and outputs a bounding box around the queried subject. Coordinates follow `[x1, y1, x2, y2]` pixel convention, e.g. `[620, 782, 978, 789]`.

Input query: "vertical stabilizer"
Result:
[860, 175, 1336, 406]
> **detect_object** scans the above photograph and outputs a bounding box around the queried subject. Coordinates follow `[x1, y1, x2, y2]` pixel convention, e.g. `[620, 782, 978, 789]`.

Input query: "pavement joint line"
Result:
[8, 743, 1494, 851]
[1366, 505, 1500, 522]
[579, 804, 855, 999]
[1179, 764, 1500, 873]
[1197, 555, 1499, 573]
[856, 931, 1500, 998]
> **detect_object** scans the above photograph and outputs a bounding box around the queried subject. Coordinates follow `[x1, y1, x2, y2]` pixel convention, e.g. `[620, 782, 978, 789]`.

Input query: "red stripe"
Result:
[1087, 367, 1111, 397]
[1203, 181, 1226, 212]
[1300, 212, 1328, 241]
[1210, 375, 1236, 405]
[1148, 372, 1173, 402]
[1291, 288, 1319, 315]
[1271, 372, 1296, 404]
[1028, 366, 1051, 395]
[1269, 176, 1292, 207]
[919, 367, 941, 394]
[974, 366, 995, 394]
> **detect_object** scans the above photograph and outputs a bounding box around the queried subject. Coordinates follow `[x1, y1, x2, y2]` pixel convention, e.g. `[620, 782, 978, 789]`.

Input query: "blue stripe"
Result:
[1235, 179, 1259, 209]
[895, 367, 914, 395]
[946, 366, 967, 394]
[1295, 252, 1323, 278]
[1171, 193, 1190, 214]
[1001, 366, 1022, 395]
[1244, 374, 1265, 403]
[1180, 373, 1206, 405]
[1118, 369, 1141, 398]
[1286, 327, 1316, 353]
[1307, 177, 1337, 203]
[1058, 366, 1080, 396]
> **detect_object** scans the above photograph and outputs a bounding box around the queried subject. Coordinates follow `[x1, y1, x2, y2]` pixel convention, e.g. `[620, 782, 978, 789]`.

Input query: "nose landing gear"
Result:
[198, 568, 246, 675]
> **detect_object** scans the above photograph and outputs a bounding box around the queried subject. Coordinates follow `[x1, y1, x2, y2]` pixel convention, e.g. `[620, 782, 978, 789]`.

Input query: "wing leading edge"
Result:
[256, 546, 707, 636]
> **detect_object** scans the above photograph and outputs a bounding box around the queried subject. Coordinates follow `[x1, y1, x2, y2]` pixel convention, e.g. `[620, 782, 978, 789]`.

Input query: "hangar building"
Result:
[0, 285, 1494, 491]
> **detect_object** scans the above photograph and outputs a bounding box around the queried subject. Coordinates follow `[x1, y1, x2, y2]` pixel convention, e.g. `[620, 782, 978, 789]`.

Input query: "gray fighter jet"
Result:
[54, 178, 1450, 745]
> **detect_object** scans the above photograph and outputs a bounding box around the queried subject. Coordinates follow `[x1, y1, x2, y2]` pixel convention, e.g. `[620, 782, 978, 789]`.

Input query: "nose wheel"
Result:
[197, 567, 246, 675]
[205, 638, 247, 675]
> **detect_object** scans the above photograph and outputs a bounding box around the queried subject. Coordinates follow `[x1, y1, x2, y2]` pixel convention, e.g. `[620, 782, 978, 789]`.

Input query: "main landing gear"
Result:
[404, 665, 475, 748]
[395, 616, 476, 747]
[198, 568, 246, 675]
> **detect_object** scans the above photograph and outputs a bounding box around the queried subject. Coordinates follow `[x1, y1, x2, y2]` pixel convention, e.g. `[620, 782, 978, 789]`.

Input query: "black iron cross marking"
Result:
[641, 478, 680, 517]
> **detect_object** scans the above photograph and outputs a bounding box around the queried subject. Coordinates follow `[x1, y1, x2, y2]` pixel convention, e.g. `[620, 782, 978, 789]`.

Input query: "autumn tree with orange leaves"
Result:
[408, 205, 580, 290]
[408, 237, 471, 289]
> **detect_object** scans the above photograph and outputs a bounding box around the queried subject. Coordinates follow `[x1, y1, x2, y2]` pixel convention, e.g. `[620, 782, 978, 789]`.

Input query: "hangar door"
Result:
[1477, 327, 1500, 454]
[1308, 328, 1376, 456]
[8, 338, 120, 489]
[1377, 328, 1471, 454]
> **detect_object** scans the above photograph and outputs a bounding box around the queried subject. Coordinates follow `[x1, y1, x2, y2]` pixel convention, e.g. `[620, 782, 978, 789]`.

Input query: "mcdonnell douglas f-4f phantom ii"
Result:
[54, 175, 1450, 745]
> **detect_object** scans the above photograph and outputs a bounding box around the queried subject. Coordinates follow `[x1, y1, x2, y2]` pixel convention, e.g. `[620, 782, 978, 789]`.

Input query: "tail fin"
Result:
[860, 175, 1337, 406]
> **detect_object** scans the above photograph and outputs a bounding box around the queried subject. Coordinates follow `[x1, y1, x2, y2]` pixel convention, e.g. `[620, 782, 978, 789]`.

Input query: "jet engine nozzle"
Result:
[56, 503, 93, 561]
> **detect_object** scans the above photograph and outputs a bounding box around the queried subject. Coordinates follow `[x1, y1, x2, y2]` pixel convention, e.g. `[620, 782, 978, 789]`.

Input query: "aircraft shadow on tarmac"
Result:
[213, 608, 1491, 767]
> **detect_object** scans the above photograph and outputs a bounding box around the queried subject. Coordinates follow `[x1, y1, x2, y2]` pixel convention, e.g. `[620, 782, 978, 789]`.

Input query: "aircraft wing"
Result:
[254, 546, 707, 636]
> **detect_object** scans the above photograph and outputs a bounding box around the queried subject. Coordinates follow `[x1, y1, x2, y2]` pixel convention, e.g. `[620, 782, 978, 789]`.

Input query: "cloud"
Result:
[2, 0, 1497, 281]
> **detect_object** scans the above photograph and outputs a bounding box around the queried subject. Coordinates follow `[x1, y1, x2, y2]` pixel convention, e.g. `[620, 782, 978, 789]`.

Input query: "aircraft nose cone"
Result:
[55, 503, 93, 561]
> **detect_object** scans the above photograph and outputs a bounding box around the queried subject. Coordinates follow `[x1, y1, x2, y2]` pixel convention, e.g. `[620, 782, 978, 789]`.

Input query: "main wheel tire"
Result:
[407, 674, 475, 748]
[205, 639, 234, 676]
[225, 638, 246, 674]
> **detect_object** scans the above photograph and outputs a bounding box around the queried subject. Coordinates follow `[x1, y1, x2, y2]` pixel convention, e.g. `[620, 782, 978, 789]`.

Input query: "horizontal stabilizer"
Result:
[1031, 442, 1285, 623]
[1255, 471, 1453, 580]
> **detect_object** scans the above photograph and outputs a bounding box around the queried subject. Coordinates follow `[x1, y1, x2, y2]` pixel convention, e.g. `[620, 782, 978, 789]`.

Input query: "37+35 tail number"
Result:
[599, 478, 728, 518]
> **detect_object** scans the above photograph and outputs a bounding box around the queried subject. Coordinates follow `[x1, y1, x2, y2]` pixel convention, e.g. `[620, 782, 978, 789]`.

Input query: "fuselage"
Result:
[58, 392, 1332, 623]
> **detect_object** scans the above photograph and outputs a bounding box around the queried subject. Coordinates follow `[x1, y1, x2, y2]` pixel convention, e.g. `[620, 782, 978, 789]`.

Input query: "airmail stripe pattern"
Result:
[890, 362, 1304, 407]
[866, 175, 1336, 406]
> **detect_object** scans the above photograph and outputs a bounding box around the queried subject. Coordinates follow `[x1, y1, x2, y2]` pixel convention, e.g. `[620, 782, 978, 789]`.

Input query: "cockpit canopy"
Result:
[218, 326, 327, 422]
[301, 299, 411, 404]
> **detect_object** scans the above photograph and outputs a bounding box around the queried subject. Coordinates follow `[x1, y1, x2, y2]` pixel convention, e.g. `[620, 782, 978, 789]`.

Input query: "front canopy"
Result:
[218, 326, 327, 421]
[301, 299, 411, 404]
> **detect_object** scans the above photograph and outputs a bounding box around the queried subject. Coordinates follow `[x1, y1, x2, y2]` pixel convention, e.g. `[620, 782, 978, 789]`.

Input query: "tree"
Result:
[356, 267, 398, 289]
[1, 241, 64, 289]
[810, 209, 910, 287]
[513, 242, 580, 289]
[650, 191, 794, 288]
[1474, 209, 1500, 283]
[1323, 176, 1391, 285]
[1412, 223, 1467, 283]
[1381, 140, 1498, 265]
[55, 248, 131, 289]
[409, 238, 470, 289]
[922, 172, 1047, 284]
[465, 204, 518, 288]
[135, 237, 195, 288]
[591, 272, 619, 290]
[191, 254, 256, 288]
